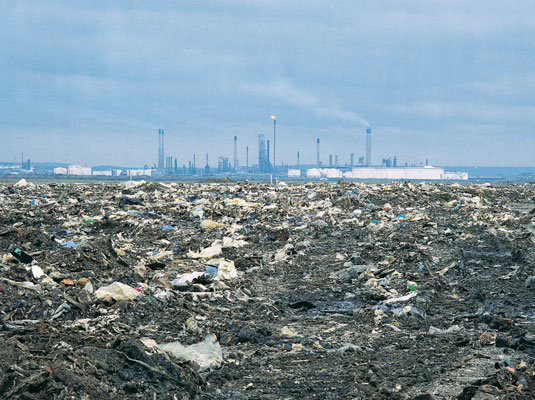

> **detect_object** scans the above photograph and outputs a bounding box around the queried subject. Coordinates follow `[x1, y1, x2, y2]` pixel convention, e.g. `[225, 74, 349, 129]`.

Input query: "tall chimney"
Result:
[158, 129, 165, 171]
[350, 153, 354, 168]
[266, 140, 270, 170]
[157, 129, 162, 170]
[316, 138, 320, 167]
[233, 136, 237, 172]
[258, 134, 266, 172]
[297, 151, 300, 169]
[366, 127, 371, 167]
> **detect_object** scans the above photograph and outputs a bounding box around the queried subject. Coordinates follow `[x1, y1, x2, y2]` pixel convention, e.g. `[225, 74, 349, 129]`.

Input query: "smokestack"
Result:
[157, 130, 161, 170]
[366, 127, 371, 167]
[233, 136, 237, 172]
[158, 129, 165, 170]
[329, 154, 333, 167]
[316, 138, 320, 167]
[258, 134, 266, 172]
[267, 140, 270, 170]
[335, 155, 339, 167]
[350, 153, 354, 168]
[297, 151, 300, 169]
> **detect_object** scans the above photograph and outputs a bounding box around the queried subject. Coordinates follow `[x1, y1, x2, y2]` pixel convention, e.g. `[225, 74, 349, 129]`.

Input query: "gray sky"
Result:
[2, 1, 535, 167]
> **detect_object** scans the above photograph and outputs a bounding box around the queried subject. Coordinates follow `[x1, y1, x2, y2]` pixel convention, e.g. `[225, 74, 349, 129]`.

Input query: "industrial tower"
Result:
[158, 129, 165, 170]
[366, 127, 371, 167]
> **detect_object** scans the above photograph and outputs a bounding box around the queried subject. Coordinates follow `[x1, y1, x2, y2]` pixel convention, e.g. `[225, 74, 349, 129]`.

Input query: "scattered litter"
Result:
[1, 181, 534, 398]
[216, 260, 239, 280]
[382, 292, 418, 305]
[159, 333, 223, 371]
[281, 326, 298, 338]
[171, 271, 206, 288]
[187, 243, 223, 259]
[94, 282, 142, 301]
[31, 265, 45, 279]
[200, 219, 224, 229]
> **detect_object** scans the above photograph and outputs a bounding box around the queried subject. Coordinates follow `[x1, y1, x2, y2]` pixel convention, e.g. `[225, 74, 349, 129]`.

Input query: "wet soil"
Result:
[1, 181, 535, 399]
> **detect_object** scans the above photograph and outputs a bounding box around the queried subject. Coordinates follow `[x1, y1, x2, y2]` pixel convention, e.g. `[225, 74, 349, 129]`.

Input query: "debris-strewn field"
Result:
[2, 179, 535, 399]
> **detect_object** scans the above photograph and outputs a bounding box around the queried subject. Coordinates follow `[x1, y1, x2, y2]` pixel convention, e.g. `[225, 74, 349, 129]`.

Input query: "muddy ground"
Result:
[1, 180, 535, 399]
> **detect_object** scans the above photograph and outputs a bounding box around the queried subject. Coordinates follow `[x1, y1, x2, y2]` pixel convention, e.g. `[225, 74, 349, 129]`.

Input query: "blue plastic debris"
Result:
[453, 204, 462, 210]
[62, 240, 78, 249]
[418, 264, 424, 272]
[371, 219, 378, 223]
[161, 225, 173, 231]
[397, 214, 406, 219]
[205, 266, 218, 277]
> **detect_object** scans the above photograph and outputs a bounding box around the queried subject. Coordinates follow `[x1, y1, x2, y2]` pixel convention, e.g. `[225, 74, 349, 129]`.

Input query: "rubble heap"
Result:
[1, 179, 535, 399]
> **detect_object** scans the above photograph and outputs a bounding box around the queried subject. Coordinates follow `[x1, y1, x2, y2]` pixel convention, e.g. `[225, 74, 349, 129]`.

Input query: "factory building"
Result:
[258, 134, 270, 172]
[301, 166, 461, 180]
[127, 169, 152, 177]
[53, 167, 67, 175]
[92, 170, 112, 176]
[288, 169, 301, 177]
[345, 166, 445, 180]
[68, 165, 92, 176]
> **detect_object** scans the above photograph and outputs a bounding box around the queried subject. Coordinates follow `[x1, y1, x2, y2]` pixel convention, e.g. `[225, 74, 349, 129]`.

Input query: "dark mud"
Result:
[1, 180, 535, 399]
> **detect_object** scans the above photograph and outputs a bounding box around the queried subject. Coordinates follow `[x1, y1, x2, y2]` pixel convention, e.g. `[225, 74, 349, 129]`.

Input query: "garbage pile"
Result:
[1, 179, 535, 399]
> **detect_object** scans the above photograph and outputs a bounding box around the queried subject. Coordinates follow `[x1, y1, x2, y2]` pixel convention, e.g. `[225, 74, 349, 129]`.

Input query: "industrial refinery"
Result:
[151, 124, 468, 181]
[1, 121, 468, 181]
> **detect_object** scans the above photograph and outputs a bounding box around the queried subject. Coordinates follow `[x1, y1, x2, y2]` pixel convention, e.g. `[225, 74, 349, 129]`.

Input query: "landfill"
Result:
[1, 179, 535, 399]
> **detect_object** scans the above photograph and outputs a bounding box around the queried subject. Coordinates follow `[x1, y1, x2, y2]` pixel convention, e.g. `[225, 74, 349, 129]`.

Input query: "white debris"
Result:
[187, 244, 222, 259]
[31, 265, 45, 279]
[14, 179, 29, 187]
[216, 260, 239, 280]
[381, 292, 418, 305]
[94, 282, 141, 301]
[159, 334, 223, 371]
[171, 272, 206, 287]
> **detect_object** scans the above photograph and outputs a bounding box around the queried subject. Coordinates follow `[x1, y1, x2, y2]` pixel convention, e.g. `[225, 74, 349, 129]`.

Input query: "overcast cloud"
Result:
[1, 1, 534, 167]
